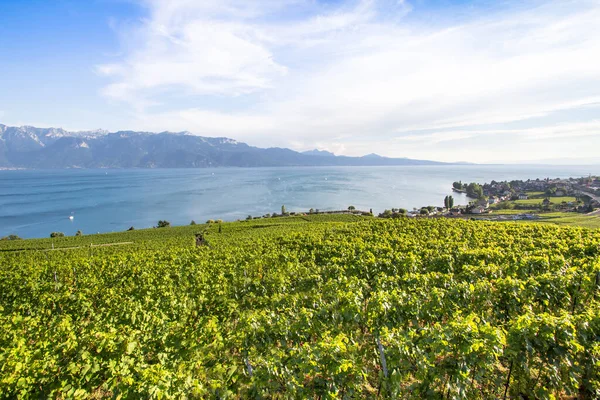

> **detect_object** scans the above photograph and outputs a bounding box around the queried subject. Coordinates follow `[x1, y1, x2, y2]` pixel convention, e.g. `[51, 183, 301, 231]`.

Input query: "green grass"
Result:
[525, 191, 545, 197]
[513, 196, 577, 205]
[487, 209, 539, 215]
[473, 209, 600, 228]
[528, 212, 600, 229]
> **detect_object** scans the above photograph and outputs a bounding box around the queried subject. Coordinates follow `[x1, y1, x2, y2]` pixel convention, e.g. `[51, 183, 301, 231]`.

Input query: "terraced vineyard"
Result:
[1, 216, 599, 399]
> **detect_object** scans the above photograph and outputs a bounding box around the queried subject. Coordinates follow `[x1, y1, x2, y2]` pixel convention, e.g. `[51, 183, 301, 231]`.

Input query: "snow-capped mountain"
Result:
[0, 123, 445, 168]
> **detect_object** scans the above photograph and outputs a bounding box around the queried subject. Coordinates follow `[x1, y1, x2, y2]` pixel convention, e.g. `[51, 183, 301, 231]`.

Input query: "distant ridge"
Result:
[0, 123, 450, 168]
[302, 149, 335, 157]
[362, 153, 383, 158]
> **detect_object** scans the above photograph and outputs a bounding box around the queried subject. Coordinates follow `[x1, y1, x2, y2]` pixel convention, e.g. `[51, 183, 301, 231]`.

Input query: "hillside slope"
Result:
[1, 217, 599, 398]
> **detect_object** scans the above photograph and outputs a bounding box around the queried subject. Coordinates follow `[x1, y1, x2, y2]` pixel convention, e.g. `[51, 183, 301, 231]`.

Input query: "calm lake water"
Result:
[1, 165, 599, 238]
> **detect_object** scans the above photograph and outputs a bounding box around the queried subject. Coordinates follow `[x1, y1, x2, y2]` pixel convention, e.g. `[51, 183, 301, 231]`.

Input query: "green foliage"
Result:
[444, 195, 454, 209]
[0, 218, 599, 398]
[49, 232, 64, 238]
[0, 235, 21, 241]
[348, 205, 356, 211]
[190, 220, 196, 225]
[452, 181, 463, 190]
[157, 220, 170, 228]
[75, 230, 83, 237]
[467, 182, 484, 199]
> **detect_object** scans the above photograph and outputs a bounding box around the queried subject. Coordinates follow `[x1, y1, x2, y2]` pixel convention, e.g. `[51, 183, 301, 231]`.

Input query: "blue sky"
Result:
[1, 0, 599, 163]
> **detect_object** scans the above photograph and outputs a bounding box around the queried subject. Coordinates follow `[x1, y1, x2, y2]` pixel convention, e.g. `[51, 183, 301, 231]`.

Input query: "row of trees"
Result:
[45, 230, 83, 238]
[444, 195, 455, 209]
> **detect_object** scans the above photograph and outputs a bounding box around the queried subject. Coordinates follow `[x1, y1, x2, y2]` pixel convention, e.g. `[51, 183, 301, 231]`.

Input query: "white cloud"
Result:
[97, 0, 600, 163]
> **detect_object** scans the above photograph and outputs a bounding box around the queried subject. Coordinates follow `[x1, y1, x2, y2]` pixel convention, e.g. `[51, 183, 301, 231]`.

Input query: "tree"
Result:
[348, 205, 356, 211]
[1, 234, 21, 240]
[127, 226, 135, 231]
[281, 205, 286, 215]
[309, 208, 314, 214]
[246, 215, 253, 220]
[466, 183, 484, 199]
[449, 195, 454, 208]
[50, 232, 64, 238]
[190, 220, 197, 225]
[379, 209, 393, 218]
[452, 181, 464, 190]
[218, 223, 222, 233]
[75, 230, 83, 236]
[157, 220, 171, 228]
[206, 219, 215, 224]
[420, 208, 429, 215]
[444, 195, 450, 208]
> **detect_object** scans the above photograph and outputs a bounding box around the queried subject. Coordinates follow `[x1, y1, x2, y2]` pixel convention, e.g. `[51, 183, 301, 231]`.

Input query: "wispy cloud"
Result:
[96, 0, 600, 162]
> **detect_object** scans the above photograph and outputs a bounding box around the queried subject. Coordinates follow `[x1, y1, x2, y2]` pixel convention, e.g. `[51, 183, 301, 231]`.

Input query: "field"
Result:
[482, 210, 600, 229]
[530, 212, 600, 229]
[513, 196, 577, 206]
[1, 215, 599, 399]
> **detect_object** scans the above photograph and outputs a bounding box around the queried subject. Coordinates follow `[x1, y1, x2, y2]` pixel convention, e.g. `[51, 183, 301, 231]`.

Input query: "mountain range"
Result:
[0, 124, 447, 168]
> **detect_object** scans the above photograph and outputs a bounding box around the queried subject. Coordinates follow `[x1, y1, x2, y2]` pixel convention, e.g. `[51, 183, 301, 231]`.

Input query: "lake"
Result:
[1, 165, 598, 238]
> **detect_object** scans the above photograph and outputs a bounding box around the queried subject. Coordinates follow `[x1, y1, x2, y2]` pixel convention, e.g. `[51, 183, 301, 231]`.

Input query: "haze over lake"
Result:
[1, 165, 598, 238]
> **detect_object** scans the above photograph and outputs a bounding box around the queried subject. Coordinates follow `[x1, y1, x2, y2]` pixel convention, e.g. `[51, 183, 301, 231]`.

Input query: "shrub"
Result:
[379, 209, 393, 218]
[157, 220, 171, 228]
[50, 232, 65, 238]
[0, 234, 21, 241]
[75, 230, 83, 236]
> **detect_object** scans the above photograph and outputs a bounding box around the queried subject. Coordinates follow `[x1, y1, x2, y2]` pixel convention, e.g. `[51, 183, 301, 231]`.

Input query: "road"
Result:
[577, 190, 600, 216]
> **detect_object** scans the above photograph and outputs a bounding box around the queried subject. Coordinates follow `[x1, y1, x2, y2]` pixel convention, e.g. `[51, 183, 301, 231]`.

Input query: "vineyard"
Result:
[1, 217, 599, 399]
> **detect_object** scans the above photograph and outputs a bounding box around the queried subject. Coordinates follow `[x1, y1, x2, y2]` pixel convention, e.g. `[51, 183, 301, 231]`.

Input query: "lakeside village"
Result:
[237, 175, 600, 223]
[377, 175, 600, 221]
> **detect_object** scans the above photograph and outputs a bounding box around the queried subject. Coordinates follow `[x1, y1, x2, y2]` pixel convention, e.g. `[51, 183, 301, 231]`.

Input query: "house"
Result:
[471, 206, 486, 214]
[488, 196, 499, 205]
[518, 193, 528, 200]
[475, 199, 490, 209]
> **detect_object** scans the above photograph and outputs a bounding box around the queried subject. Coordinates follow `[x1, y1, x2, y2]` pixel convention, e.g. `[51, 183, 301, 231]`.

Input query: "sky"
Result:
[0, 0, 599, 163]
